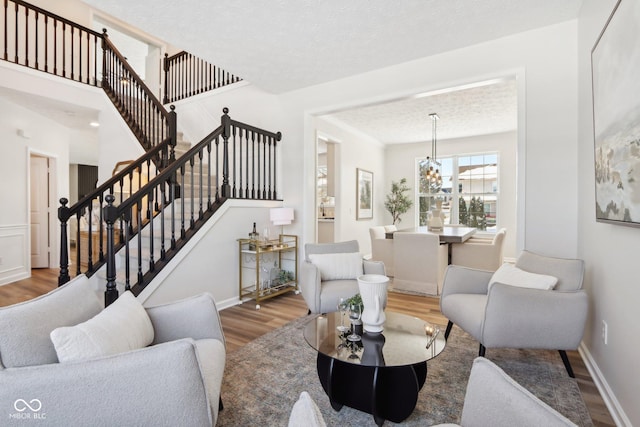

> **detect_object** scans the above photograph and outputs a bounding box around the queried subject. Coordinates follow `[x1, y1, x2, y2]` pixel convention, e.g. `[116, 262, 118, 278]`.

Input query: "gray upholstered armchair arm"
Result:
[482, 283, 589, 349]
[440, 265, 494, 299]
[145, 293, 225, 346]
[299, 261, 322, 313]
[363, 260, 385, 275]
[0, 339, 213, 427]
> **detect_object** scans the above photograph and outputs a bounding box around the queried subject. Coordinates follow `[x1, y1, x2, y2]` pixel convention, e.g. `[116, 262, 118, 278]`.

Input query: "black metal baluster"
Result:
[207, 142, 212, 209]
[262, 134, 267, 199]
[198, 149, 204, 218]
[58, 198, 70, 285]
[104, 195, 118, 306]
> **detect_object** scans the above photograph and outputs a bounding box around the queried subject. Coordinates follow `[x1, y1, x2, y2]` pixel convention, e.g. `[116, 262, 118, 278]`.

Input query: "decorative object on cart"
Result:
[356, 168, 374, 220]
[384, 178, 413, 225]
[357, 274, 389, 333]
[592, 0, 640, 228]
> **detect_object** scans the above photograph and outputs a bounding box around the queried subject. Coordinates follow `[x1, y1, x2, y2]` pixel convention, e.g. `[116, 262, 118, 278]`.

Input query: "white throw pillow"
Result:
[489, 263, 558, 292]
[50, 291, 154, 363]
[308, 252, 364, 281]
[288, 391, 327, 427]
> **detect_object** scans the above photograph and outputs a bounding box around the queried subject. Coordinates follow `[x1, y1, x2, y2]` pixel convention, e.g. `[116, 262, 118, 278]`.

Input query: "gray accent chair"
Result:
[0, 274, 226, 426]
[300, 240, 385, 314]
[433, 357, 577, 427]
[440, 250, 587, 377]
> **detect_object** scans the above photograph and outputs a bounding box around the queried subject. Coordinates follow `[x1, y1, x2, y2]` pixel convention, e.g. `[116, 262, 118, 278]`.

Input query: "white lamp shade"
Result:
[270, 207, 294, 225]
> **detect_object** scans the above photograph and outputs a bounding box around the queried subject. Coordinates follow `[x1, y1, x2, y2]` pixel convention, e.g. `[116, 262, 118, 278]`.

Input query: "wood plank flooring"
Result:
[1, 269, 615, 426]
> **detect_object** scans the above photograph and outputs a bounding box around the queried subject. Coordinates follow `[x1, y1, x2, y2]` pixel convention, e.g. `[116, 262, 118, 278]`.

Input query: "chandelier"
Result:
[424, 113, 442, 189]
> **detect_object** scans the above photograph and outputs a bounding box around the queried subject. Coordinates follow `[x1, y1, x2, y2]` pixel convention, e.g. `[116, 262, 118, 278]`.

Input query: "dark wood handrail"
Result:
[163, 50, 242, 104]
[102, 34, 168, 116]
[9, 0, 101, 38]
[3, 0, 102, 85]
[99, 108, 282, 304]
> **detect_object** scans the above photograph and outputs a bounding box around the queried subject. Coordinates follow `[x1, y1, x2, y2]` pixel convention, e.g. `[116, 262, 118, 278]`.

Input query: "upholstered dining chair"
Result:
[300, 240, 385, 314]
[440, 250, 587, 377]
[369, 226, 395, 276]
[451, 228, 506, 272]
[392, 231, 447, 295]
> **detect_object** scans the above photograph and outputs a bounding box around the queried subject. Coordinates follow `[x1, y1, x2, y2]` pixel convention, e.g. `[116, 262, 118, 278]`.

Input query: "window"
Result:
[417, 153, 499, 231]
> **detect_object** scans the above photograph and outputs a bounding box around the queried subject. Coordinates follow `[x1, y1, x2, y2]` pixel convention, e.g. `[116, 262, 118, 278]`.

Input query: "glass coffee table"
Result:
[303, 311, 446, 426]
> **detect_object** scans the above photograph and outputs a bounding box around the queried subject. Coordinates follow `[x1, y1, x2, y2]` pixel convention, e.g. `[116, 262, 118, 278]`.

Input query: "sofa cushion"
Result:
[51, 291, 154, 363]
[288, 391, 327, 427]
[489, 263, 557, 292]
[308, 252, 363, 281]
[0, 275, 102, 368]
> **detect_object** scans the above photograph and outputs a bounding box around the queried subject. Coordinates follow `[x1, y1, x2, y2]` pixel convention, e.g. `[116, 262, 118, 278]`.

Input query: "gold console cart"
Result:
[238, 234, 298, 309]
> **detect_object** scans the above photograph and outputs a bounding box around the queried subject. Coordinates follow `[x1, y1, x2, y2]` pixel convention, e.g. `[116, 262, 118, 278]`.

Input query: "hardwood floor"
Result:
[1, 270, 615, 426]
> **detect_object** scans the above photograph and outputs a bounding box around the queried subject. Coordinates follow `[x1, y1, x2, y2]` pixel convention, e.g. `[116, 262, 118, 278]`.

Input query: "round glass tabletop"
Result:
[303, 311, 446, 367]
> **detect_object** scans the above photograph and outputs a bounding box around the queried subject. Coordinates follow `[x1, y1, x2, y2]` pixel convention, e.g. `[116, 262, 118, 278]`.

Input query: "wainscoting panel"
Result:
[0, 225, 29, 286]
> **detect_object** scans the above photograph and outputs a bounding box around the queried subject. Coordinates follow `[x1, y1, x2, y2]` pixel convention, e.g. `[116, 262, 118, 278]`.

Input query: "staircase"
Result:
[2, 0, 282, 305]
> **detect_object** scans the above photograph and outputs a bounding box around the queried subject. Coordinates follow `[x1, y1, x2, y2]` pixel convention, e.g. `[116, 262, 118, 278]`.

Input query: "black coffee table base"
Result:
[316, 353, 428, 426]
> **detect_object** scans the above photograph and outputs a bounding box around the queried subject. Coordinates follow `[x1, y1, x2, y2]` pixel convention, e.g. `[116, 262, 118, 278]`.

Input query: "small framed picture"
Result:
[356, 168, 373, 220]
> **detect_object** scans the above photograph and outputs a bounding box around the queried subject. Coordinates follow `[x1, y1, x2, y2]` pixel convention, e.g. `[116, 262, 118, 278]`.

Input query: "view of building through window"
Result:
[417, 153, 498, 231]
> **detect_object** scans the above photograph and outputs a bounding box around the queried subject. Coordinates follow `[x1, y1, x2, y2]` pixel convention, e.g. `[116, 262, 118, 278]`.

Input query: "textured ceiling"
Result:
[82, 0, 582, 94]
[323, 78, 518, 144]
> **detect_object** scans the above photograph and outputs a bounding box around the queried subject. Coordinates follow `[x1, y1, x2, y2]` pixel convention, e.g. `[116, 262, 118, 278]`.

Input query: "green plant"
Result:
[384, 178, 413, 225]
[345, 293, 362, 308]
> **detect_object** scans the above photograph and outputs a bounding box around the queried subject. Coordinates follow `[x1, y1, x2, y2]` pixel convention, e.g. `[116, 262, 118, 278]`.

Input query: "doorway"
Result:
[29, 153, 56, 269]
[316, 135, 338, 243]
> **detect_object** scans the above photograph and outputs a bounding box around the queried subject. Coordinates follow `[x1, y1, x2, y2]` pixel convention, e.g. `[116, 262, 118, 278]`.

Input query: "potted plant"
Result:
[384, 178, 413, 225]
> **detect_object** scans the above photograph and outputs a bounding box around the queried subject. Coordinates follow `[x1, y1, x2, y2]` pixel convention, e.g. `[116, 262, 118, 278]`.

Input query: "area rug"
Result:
[217, 315, 592, 426]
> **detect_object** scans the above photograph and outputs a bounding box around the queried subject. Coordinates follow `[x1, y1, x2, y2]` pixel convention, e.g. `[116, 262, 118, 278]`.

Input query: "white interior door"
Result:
[30, 155, 50, 268]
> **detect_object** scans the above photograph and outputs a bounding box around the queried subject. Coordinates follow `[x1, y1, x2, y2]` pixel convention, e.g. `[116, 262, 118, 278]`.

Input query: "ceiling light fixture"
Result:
[89, 121, 100, 128]
[423, 113, 442, 190]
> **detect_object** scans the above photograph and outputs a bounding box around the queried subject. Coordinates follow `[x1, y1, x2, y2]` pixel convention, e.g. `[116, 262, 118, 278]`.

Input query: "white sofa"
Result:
[0, 274, 226, 426]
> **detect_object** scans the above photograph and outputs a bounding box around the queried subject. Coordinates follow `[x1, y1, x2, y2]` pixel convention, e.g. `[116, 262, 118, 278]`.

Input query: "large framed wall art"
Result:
[591, 0, 640, 227]
[356, 168, 373, 220]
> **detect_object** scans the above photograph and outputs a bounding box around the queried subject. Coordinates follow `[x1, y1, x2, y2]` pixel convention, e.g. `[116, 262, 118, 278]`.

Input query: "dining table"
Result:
[385, 226, 477, 263]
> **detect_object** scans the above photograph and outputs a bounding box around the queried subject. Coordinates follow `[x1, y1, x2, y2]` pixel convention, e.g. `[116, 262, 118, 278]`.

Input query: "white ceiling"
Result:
[322, 78, 518, 144]
[80, 0, 578, 142]
[4, 2, 579, 148]
[82, 0, 581, 95]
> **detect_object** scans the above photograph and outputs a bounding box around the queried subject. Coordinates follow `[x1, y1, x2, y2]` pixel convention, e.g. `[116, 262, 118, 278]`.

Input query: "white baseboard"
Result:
[578, 342, 631, 426]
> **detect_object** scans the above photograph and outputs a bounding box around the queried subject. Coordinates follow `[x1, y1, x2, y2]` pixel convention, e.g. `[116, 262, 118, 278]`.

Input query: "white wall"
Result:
[140, 200, 283, 308]
[280, 20, 578, 260]
[0, 97, 70, 284]
[577, 1, 636, 425]
[385, 131, 517, 260]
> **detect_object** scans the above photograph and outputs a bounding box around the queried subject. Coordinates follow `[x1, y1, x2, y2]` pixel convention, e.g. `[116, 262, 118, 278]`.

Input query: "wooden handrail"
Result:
[163, 50, 242, 104]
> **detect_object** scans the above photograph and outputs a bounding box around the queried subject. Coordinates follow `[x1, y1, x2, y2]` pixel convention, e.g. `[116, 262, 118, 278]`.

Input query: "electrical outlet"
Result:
[602, 320, 608, 345]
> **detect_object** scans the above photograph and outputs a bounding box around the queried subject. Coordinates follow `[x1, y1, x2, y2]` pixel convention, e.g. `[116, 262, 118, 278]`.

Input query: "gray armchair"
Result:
[300, 240, 385, 314]
[432, 357, 577, 427]
[440, 250, 587, 377]
[0, 274, 226, 426]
